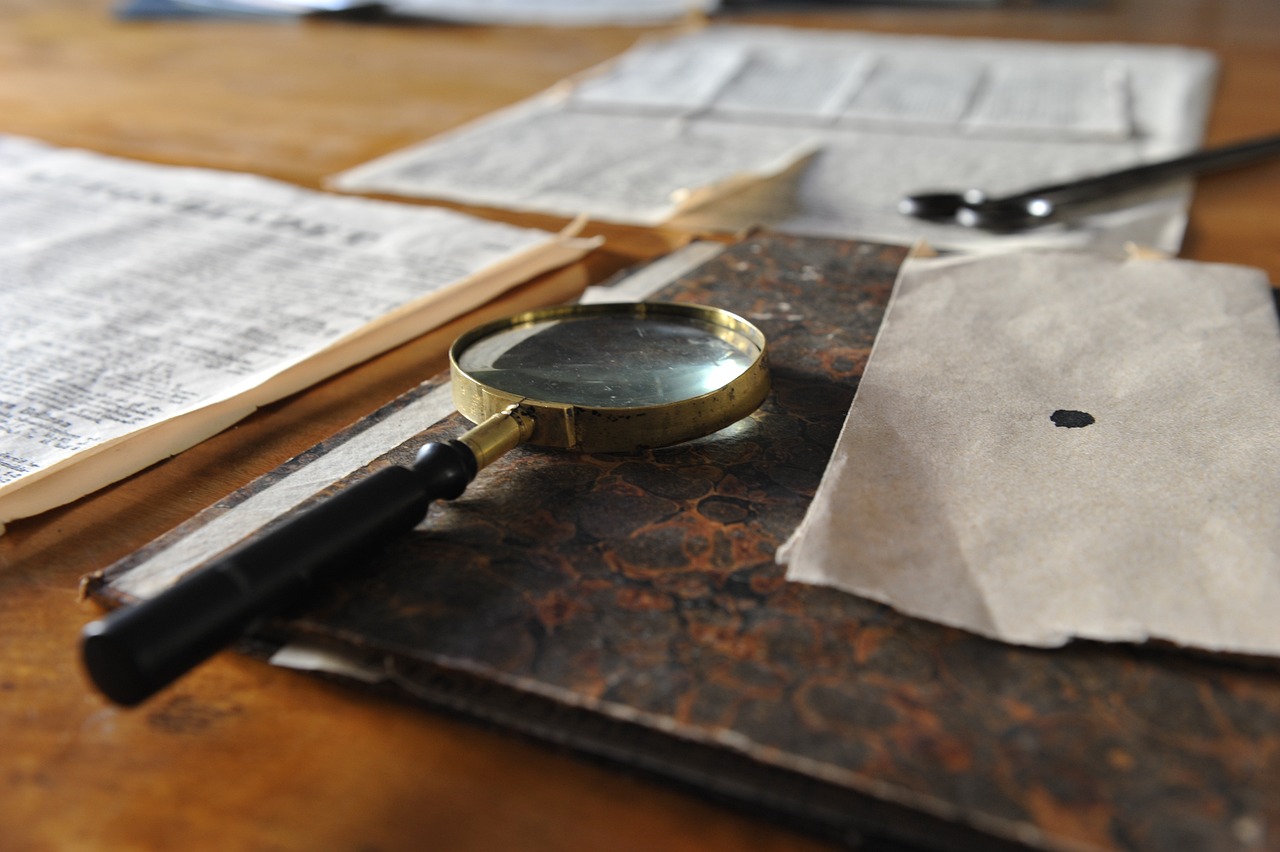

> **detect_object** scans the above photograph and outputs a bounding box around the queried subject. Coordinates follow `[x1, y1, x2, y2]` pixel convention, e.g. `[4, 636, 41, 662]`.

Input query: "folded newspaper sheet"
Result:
[332, 25, 1217, 254]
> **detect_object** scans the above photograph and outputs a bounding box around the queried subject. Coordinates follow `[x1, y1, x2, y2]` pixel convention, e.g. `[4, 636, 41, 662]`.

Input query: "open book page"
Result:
[0, 137, 596, 529]
[332, 26, 1216, 254]
[779, 250, 1280, 657]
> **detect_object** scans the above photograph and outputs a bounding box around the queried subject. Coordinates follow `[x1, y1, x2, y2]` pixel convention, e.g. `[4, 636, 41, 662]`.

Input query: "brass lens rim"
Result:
[449, 302, 770, 453]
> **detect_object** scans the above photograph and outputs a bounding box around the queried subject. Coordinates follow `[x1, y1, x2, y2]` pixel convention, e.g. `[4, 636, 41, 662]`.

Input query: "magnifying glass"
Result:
[82, 302, 770, 706]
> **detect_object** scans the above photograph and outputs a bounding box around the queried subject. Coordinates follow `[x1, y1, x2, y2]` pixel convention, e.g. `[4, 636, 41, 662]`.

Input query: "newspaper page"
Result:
[778, 250, 1280, 657]
[332, 95, 817, 226]
[0, 136, 595, 529]
[332, 26, 1217, 254]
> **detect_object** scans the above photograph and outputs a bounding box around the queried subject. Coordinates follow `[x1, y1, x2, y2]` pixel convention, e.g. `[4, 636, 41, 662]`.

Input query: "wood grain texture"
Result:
[3, 1, 1280, 850]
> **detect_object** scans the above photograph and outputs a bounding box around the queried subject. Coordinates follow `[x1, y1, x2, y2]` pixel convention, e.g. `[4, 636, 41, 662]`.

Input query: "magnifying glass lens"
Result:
[457, 312, 761, 407]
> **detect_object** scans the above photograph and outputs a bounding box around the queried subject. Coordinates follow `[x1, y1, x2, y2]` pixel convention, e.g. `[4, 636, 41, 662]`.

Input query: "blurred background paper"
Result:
[778, 250, 1280, 657]
[334, 26, 1216, 253]
[331, 92, 817, 227]
[116, 0, 717, 23]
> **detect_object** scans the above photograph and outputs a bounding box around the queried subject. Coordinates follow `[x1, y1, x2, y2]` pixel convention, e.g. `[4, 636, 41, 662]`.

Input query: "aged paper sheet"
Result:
[779, 250, 1280, 657]
[0, 136, 595, 528]
[332, 26, 1216, 254]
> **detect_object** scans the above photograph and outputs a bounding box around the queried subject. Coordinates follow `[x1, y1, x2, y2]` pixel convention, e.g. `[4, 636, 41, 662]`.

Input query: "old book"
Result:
[89, 234, 1280, 852]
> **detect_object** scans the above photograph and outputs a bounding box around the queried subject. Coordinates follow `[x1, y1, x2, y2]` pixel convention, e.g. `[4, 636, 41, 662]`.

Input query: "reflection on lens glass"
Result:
[457, 313, 761, 407]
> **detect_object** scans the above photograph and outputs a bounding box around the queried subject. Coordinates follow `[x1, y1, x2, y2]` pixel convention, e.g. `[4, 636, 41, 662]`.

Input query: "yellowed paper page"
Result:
[780, 250, 1280, 656]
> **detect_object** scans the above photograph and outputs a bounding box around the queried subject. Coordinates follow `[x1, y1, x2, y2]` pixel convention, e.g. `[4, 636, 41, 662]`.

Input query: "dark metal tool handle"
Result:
[1008, 132, 1280, 207]
[901, 131, 1280, 231]
[969, 132, 1280, 230]
[81, 441, 476, 706]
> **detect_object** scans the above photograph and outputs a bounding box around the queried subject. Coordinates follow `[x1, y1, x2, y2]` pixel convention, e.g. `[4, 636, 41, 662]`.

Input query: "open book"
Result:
[0, 136, 596, 531]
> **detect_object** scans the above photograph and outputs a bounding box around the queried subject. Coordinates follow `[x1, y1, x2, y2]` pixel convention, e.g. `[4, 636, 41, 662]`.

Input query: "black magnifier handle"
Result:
[80, 441, 477, 707]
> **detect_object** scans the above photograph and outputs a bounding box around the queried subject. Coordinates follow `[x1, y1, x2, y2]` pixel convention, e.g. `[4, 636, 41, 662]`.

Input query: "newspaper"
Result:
[0, 136, 596, 529]
[332, 26, 1217, 254]
[778, 249, 1280, 657]
[333, 96, 817, 227]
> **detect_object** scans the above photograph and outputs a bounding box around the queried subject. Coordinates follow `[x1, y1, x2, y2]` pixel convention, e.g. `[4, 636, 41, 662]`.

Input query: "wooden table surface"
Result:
[1, 1, 1277, 850]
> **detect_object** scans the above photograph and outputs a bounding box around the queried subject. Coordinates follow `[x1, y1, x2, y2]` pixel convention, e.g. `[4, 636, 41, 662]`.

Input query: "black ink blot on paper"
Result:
[1051, 409, 1095, 428]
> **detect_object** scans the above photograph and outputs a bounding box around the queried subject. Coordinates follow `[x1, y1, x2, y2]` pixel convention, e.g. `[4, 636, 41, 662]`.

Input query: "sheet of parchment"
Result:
[778, 250, 1280, 656]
